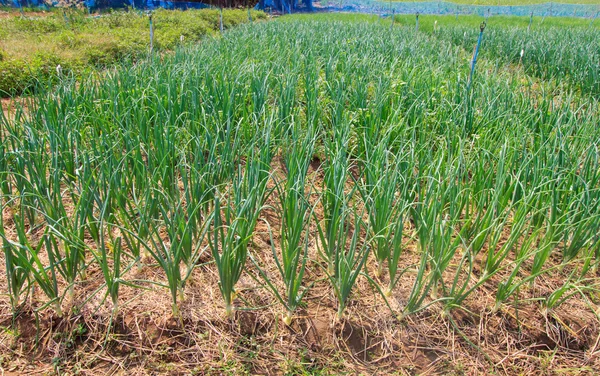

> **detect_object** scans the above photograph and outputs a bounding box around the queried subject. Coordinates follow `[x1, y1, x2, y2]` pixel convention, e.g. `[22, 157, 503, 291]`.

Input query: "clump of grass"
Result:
[257, 123, 317, 325]
[358, 131, 405, 281]
[209, 130, 273, 318]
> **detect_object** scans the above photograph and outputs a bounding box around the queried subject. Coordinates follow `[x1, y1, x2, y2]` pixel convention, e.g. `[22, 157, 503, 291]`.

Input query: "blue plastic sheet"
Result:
[5, 0, 600, 18]
[9, 0, 209, 10]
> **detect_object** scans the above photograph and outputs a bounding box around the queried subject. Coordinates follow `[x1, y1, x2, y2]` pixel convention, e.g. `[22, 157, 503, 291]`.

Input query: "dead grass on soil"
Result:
[0, 11, 57, 19]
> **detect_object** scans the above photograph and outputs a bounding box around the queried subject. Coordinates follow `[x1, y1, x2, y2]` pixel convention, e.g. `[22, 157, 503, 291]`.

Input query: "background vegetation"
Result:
[0, 8, 266, 96]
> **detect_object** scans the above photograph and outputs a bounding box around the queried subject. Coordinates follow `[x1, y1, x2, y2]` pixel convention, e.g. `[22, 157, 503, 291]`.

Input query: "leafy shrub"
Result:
[82, 39, 125, 67]
[57, 30, 82, 48]
[155, 18, 212, 49]
[30, 51, 62, 76]
[11, 16, 62, 33]
[0, 51, 87, 97]
[98, 11, 145, 29]
[0, 59, 29, 96]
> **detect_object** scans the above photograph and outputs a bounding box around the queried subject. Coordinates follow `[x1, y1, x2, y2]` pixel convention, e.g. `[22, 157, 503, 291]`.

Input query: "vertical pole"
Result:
[149, 13, 154, 54]
[415, 12, 419, 32]
[467, 22, 486, 91]
[528, 11, 533, 32]
[220, 8, 224, 33]
[390, 9, 394, 29]
[248, 8, 252, 22]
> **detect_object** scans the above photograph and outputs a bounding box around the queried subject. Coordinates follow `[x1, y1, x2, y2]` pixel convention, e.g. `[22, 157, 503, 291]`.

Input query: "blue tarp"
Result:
[5, 0, 600, 18]
[9, 0, 209, 9]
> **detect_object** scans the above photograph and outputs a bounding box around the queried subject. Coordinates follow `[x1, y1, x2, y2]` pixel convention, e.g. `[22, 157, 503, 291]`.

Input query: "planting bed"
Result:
[1, 15, 599, 375]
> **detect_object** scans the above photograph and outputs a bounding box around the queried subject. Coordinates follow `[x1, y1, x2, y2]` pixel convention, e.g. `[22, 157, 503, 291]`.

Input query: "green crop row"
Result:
[1, 19, 599, 325]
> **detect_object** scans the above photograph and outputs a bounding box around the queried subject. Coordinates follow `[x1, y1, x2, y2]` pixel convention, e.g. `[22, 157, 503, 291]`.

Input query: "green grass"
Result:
[0, 8, 266, 96]
[394, 14, 599, 29]
[285, 12, 599, 29]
